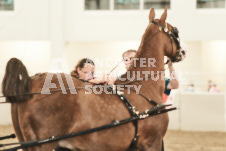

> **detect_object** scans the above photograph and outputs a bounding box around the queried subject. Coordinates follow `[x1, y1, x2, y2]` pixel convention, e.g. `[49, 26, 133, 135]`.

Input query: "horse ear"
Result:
[149, 8, 155, 21]
[160, 6, 167, 23]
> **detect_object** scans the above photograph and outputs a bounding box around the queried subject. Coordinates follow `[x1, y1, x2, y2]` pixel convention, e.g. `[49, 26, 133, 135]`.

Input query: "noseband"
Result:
[151, 20, 182, 62]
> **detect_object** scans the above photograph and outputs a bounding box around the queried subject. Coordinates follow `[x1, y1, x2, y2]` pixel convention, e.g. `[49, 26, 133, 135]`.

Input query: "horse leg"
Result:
[161, 140, 164, 151]
[142, 139, 163, 151]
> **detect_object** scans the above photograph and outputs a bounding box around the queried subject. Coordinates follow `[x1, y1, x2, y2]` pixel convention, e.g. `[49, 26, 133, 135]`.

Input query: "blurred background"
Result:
[0, 0, 226, 133]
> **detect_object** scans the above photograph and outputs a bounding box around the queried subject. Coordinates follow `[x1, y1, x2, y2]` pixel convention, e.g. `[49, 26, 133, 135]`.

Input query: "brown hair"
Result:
[71, 58, 95, 75]
[122, 49, 137, 58]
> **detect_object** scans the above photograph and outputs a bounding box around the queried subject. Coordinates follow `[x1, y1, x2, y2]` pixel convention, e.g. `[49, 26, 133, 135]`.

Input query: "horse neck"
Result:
[125, 37, 166, 101]
[130, 36, 165, 74]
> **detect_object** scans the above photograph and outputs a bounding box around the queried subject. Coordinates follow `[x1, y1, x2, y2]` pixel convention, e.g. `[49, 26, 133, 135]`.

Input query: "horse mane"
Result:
[2, 58, 32, 102]
[31, 72, 46, 80]
[125, 21, 157, 72]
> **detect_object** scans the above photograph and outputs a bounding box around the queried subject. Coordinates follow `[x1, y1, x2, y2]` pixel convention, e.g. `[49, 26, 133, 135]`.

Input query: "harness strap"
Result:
[0, 104, 176, 151]
[115, 92, 139, 149]
[0, 134, 15, 141]
[129, 88, 158, 106]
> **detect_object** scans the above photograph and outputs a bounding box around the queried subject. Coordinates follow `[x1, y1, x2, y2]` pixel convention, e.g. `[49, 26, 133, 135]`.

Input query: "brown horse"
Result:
[2, 8, 185, 151]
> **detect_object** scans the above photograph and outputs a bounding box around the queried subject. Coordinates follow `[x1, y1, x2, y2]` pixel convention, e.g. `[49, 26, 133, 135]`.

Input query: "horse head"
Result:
[143, 7, 186, 63]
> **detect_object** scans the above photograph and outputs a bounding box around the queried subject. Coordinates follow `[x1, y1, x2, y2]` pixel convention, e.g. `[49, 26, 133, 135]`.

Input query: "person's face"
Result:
[123, 52, 136, 70]
[77, 63, 95, 80]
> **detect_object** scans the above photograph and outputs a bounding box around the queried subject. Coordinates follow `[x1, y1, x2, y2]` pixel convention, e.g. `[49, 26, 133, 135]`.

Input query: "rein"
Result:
[0, 75, 89, 103]
[109, 59, 124, 74]
[116, 70, 165, 86]
[0, 134, 15, 141]
[107, 20, 179, 86]
[0, 87, 85, 103]
[107, 20, 174, 76]
[0, 71, 166, 103]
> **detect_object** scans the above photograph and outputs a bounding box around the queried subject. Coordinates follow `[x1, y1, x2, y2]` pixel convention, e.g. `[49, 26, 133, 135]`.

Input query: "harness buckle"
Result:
[112, 85, 124, 95]
[164, 28, 168, 32]
[117, 91, 124, 95]
[139, 114, 149, 119]
[132, 106, 139, 116]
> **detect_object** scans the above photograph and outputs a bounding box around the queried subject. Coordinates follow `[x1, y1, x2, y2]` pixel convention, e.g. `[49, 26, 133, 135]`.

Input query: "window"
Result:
[84, 0, 171, 10]
[85, 0, 110, 10]
[197, 0, 225, 8]
[114, 0, 140, 10]
[144, 0, 170, 9]
[0, 0, 14, 10]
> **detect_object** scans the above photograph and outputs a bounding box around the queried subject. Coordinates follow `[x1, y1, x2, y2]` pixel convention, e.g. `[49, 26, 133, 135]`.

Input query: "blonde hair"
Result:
[122, 49, 137, 58]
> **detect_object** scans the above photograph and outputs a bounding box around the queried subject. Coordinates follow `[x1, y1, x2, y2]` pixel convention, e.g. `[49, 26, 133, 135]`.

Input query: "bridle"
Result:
[111, 19, 182, 85]
[151, 20, 182, 63]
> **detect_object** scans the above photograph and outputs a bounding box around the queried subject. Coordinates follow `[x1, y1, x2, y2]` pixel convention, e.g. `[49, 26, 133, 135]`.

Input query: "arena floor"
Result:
[1, 125, 226, 151]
